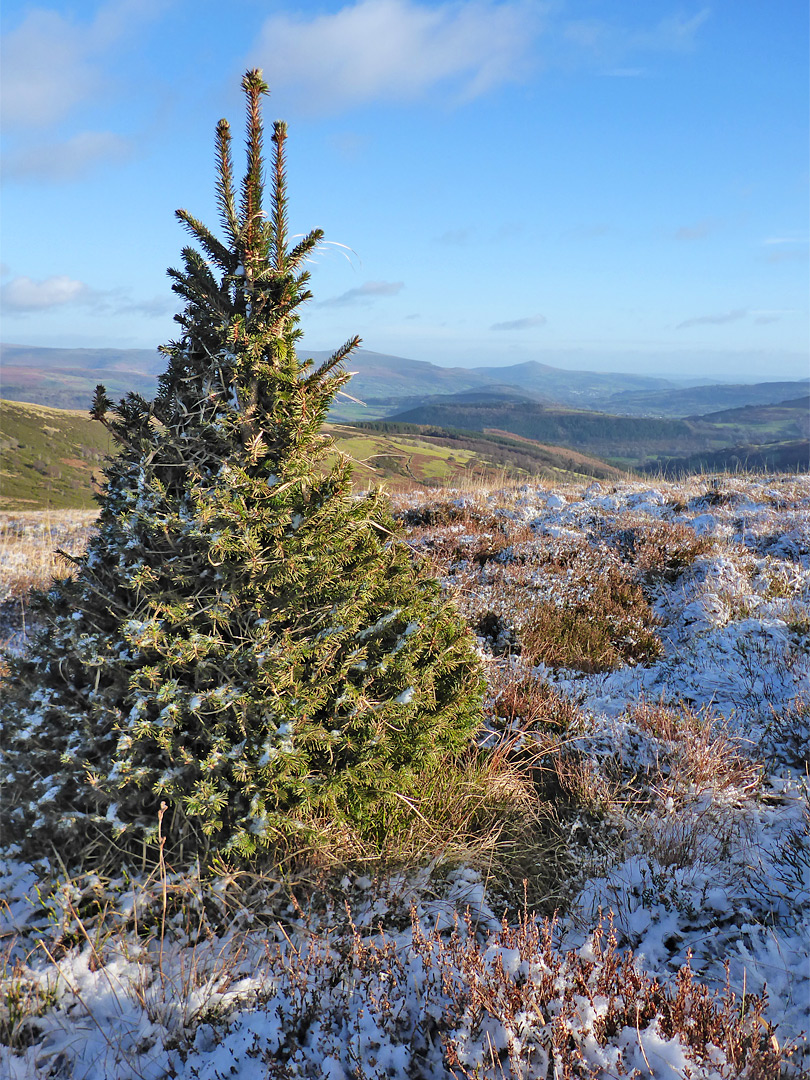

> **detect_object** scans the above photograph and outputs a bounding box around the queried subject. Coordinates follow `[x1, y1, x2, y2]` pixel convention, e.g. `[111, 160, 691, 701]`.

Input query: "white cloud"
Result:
[3, 131, 131, 182]
[676, 308, 747, 329]
[1, 275, 93, 311]
[0, 0, 163, 128]
[321, 280, 405, 306]
[1, 274, 173, 317]
[490, 314, 547, 331]
[564, 8, 710, 67]
[251, 0, 538, 112]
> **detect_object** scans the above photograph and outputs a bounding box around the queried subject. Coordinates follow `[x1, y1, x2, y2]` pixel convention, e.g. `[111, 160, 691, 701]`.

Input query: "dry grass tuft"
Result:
[519, 554, 663, 672]
[485, 662, 583, 733]
[0, 510, 96, 600]
[0, 510, 96, 647]
[629, 701, 762, 806]
[618, 519, 715, 582]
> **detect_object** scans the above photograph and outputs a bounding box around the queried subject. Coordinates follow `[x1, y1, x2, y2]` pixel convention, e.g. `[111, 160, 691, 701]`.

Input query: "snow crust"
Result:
[1, 474, 808, 1077]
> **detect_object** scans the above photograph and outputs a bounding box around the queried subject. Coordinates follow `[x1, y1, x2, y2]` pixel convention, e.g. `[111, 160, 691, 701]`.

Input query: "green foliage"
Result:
[0, 71, 483, 871]
[0, 399, 114, 510]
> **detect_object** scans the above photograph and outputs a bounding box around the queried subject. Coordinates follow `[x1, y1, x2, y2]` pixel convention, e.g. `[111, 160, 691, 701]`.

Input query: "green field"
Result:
[0, 400, 624, 510]
[0, 399, 116, 509]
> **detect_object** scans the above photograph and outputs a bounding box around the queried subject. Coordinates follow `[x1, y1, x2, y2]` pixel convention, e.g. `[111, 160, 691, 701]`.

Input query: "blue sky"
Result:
[1, 0, 807, 380]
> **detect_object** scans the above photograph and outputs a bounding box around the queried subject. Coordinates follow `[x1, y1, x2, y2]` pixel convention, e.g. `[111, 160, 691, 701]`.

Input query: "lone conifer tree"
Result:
[0, 71, 483, 870]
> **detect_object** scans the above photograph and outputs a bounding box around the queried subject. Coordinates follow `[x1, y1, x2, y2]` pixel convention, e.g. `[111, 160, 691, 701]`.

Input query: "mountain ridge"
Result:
[2, 342, 806, 422]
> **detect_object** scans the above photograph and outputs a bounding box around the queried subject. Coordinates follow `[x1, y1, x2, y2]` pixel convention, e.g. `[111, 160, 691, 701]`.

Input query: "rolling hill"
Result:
[0, 399, 625, 510]
[640, 396, 810, 475]
[603, 379, 810, 417]
[385, 396, 810, 471]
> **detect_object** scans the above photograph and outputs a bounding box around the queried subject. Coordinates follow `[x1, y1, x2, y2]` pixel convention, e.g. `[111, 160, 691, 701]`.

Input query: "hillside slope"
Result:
[388, 397, 809, 470]
[0, 399, 624, 509]
[0, 399, 115, 509]
[606, 378, 810, 417]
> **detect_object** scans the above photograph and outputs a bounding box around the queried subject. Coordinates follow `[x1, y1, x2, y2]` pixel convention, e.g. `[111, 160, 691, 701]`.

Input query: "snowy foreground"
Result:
[1, 474, 808, 1078]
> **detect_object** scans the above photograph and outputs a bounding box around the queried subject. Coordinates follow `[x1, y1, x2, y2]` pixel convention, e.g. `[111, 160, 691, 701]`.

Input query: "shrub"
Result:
[520, 559, 663, 672]
[629, 701, 761, 805]
[623, 520, 714, 583]
[0, 71, 483, 873]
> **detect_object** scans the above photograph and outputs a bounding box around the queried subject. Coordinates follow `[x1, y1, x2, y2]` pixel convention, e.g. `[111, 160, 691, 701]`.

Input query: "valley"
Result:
[1, 343, 806, 511]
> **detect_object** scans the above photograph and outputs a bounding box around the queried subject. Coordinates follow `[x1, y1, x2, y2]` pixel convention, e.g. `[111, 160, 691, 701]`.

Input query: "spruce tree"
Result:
[0, 70, 484, 871]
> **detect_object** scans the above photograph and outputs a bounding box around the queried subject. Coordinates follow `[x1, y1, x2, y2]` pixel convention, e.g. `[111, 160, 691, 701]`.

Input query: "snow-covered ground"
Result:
[1, 474, 808, 1078]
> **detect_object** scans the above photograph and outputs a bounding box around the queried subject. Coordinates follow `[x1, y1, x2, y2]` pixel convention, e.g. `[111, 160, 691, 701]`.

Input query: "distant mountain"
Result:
[2, 343, 804, 429]
[326, 354, 682, 420]
[0, 344, 492, 416]
[467, 360, 673, 404]
[0, 344, 166, 375]
[604, 380, 810, 417]
[1, 344, 164, 411]
[2, 343, 679, 419]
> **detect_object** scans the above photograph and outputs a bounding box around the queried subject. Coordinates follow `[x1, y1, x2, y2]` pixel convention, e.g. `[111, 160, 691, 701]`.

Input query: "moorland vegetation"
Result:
[1, 72, 807, 1079]
[0, 70, 484, 874]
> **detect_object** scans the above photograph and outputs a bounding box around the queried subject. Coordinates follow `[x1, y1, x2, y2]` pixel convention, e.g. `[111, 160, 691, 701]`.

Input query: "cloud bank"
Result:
[251, 0, 537, 112]
[1, 275, 172, 317]
[320, 280, 405, 306]
[1, 275, 93, 312]
[490, 314, 547, 331]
